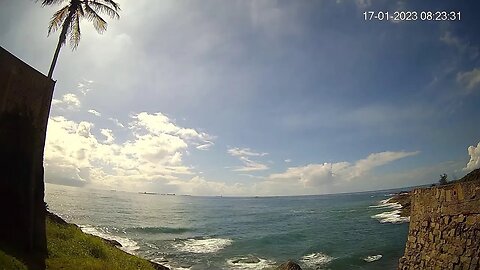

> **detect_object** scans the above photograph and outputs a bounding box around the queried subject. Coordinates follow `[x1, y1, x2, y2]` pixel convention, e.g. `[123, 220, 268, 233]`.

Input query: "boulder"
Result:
[276, 260, 302, 270]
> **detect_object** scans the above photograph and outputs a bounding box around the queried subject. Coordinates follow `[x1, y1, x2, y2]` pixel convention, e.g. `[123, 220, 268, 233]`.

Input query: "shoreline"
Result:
[46, 211, 170, 270]
[387, 192, 411, 218]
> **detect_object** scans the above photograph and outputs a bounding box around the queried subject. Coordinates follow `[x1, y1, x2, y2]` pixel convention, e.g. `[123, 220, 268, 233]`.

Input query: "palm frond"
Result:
[83, 2, 108, 34]
[85, 1, 120, 19]
[37, 0, 66, 7]
[47, 5, 70, 35]
[99, 0, 120, 11]
[70, 12, 81, 49]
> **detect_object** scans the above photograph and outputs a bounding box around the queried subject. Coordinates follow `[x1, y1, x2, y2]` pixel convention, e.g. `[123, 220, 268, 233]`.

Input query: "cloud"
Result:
[464, 142, 480, 172]
[51, 93, 81, 111]
[232, 156, 269, 172]
[88, 109, 101, 116]
[131, 112, 215, 149]
[440, 31, 479, 60]
[284, 159, 292, 163]
[266, 150, 420, 192]
[457, 68, 480, 92]
[228, 147, 268, 157]
[108, 117, 125, 128]
[100, 129, 115, 144]
[227, 147, 269, 172]
[354, 0, 372, 9]
[78, 79, 94, 95]
[44, 112, 215, 190]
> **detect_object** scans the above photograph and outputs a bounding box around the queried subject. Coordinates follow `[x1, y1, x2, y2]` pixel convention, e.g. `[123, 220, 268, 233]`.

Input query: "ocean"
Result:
[45, 184, 410, 270]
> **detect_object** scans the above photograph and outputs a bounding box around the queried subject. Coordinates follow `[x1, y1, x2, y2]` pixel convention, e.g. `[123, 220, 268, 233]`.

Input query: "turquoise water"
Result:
[45, 184, 409, 270]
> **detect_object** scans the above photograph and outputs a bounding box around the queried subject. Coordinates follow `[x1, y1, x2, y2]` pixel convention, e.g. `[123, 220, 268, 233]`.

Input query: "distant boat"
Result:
[138, 192, 158, 195]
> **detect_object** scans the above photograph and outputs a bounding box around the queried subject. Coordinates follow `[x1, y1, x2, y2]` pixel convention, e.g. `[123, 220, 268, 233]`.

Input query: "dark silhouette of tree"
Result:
[439, 173, 448, 185]
[36, 0, 120, 78]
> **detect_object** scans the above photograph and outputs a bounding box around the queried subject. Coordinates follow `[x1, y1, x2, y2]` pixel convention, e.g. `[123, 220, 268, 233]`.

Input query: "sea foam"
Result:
[173, 237, 233, 253]
[364, 254, 382, 262]
[300, 252, 334, 268]
[370, 198, 409, 224]
[371, 210, 410, 224]
[80, 224, 140, 254]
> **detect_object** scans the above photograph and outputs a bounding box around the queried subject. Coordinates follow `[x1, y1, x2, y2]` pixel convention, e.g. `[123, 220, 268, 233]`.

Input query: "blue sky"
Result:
[1, 0, 479, 195]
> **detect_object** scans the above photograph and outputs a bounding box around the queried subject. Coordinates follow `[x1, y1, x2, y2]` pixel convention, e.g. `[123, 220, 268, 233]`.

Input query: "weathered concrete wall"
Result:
[0, 46, 54, 264]
[398, 178, 480, 270]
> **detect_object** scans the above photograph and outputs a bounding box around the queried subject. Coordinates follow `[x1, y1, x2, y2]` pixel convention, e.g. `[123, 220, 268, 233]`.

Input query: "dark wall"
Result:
[0, 46, 54, 267]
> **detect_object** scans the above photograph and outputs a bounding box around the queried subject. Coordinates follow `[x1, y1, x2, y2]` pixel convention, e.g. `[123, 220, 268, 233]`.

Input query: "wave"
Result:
[172, 237, 233, 253]
[369, 198, 402, 209]
[80, 224, 140, 254]
[363, 254, 382, 262]
[227, 256, 275, 269]
[300, 252, 334, 268]
[371, 210, 410, 224]
[126, 226, 191, 234]
[370, 197, 409, 224]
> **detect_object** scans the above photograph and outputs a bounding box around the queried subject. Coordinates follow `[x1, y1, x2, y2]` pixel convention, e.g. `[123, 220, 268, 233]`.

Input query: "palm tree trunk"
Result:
[47, 17, 70, 79]
[47, 36, 63, 79]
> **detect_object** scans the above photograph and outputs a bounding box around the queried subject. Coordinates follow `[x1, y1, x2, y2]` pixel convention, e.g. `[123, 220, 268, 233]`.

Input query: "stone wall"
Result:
[398, 178, 480, 270]
[0, 46, 54, 267]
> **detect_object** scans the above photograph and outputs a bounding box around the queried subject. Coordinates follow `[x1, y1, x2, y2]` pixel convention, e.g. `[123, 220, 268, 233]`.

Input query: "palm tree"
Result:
[37, 0, 120, 79]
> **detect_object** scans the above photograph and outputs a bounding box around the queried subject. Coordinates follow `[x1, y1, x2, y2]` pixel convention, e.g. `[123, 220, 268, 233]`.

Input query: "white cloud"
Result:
[131, 112, 215, 149]
[266, 150, 420, 193]
[44, 112, 215, 190]
[284, 159, 292, 163]
[51, 93, 81, 111]
[100, 129, 115, 144]
[464, 142, 480, 172]
[441, 31, 479, 60]
[228, 147, 269, 172]
[354, 0, 372, 9]
[108, 117, 125, 128]
[457, 68, 480, 92]
[78, 79, 94, 95]
[233, 156, 269, 172]
[88, 109, 101, 116]
[228, 147, 267, 157]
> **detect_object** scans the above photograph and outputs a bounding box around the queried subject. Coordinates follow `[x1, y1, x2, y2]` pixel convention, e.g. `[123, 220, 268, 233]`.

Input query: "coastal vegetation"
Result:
[0, 212, 160, 270]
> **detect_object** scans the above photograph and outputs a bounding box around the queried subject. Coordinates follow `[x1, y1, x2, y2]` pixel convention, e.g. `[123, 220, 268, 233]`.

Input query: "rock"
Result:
[102, 238, 122, 247]
[231, 256, 260, 264]
[150, 261, 170, 270]
[276, 261, 302, 270]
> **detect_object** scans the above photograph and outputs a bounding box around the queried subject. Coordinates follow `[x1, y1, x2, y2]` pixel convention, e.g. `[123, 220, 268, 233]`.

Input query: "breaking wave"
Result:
[300, 252, 334, 268]
[173, 237, 233, 253]
[80, 224, 140, 254]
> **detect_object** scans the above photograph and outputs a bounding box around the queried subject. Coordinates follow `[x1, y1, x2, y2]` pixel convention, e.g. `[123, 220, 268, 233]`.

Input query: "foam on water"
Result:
[300, 252, 334, 268]
[173, 238, 233, 253]
[363, 254, 382, 262]
[370, 197, 409, 224]
[369, 198, 402, 209]
[371, 209, 410, 224]
[226, 256, 275, 269]
[80, 224, 140, 254]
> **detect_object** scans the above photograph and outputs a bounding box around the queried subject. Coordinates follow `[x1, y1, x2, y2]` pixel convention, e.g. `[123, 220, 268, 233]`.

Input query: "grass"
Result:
[0, 249, 27, 270]
[1, 214, 157, 270]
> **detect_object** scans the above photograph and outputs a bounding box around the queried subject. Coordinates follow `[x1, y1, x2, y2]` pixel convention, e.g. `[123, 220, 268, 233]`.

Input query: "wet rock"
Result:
[276, 260, 302, 270]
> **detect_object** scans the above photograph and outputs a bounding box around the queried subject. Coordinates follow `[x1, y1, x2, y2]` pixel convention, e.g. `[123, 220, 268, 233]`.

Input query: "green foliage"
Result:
[45, 217, 155, 270]
[0, 250, 27, 270]
[439, 173, 448, 185]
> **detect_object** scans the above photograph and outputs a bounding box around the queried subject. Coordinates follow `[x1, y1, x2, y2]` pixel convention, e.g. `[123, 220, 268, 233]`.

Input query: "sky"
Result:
[1, 0, 479, 196]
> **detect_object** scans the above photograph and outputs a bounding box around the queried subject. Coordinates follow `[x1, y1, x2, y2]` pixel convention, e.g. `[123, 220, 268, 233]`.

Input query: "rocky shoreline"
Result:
[387, 192, 411, 218]
[47, 211, 303, 270]
[47, 211, 169, 270]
